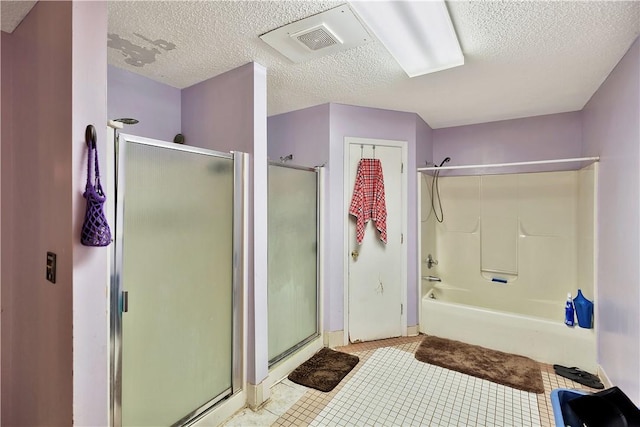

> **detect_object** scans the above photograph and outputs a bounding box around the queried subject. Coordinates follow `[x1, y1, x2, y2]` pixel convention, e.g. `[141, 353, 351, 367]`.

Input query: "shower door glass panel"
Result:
[268, 165, 319, 363]
[119, 140, 234, 426]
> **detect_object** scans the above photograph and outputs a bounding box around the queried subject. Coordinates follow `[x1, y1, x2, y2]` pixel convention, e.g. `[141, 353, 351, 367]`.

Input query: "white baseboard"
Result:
[407, 325, 420, 336]
[598, 364, 613, 389]
[324, 330, 345, 348]
[192, 391, 246, 426]
[246, 378, 271, 410]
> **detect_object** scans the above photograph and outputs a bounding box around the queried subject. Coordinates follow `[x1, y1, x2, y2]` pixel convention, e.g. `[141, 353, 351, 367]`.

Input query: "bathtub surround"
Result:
[419, 167, 597, 371]
[415, 336, 544, 394]
[420, 169, 596, 308]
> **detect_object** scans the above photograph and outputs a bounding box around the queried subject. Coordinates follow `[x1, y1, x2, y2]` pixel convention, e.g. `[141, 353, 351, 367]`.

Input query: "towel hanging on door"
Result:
[349, 158, 387, 244]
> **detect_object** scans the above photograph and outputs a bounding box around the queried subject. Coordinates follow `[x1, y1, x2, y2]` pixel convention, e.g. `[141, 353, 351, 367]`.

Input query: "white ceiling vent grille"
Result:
[295, 25, 340, 51]
[260, 5, 372, 63]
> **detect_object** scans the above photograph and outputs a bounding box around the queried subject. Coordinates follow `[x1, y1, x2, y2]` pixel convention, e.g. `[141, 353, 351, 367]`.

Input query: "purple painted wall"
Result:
[268, 104, 330, 167]
[2, 2, 74, 424]
[583, 36, 640, 405]
[182, 62, 269, 386]
[71, 2, 109, 424]
[0, 27, 13, 427]
[181, 63, 256, 154]
[433, 112, 583, 174]
[269, 104, 432, 333]
[416, 115, 434, 169]
[1, 2, 109, 424]
[108, 65, 181, 141]
[329, 104, 423, 331]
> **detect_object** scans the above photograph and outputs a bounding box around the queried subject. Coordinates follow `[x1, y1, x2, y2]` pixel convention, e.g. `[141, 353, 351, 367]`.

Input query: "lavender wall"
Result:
[433, 112, 583, 173]
[1, 3, 109, 424]
[582, 37, 640, 405]
[415, 115, 434, 169]
[0, 27, 14, 427]
[71, 2, 109, 424]
[181, 63, 256, 154]
[108, 65, 181, 141]
[182, 62, 269, 386]
[1, 2, 75, 424]
[267, 104, 330, 167]
[328, 104, 424, 331]
[268, 103, 429, 332]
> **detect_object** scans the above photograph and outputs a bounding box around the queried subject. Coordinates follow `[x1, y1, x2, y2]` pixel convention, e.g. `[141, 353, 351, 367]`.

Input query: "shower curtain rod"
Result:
[417, 156, 599, 172]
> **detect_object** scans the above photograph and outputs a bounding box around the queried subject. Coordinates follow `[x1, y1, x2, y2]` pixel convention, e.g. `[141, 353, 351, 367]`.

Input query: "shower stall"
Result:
[109, 133, 246, 426]
[267, 162, 321, 366]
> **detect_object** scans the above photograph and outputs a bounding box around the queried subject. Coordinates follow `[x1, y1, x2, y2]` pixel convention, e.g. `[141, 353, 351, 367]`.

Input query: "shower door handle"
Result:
[122, 291, 129, 313]
[351, 249, 359, 261]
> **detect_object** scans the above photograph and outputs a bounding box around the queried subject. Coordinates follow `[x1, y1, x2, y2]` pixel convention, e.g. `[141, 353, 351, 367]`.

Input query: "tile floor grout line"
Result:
[225, 335, 596, 426]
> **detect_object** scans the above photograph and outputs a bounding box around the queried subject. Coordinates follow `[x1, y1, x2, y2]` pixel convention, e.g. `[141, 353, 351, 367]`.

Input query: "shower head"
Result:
[114, 118, 139, 125]
[438, 157, 451, 167]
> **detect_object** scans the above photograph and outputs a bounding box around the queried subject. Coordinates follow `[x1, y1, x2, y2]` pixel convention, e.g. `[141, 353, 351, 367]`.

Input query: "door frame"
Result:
[342, 137, 408, 344]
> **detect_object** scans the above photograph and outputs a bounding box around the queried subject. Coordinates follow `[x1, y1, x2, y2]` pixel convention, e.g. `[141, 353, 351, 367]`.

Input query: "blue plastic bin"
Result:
[550, 388, 588, 427]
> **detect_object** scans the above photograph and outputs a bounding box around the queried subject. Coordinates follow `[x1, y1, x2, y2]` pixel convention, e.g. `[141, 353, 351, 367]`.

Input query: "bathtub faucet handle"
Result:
[426, 254, 438, 269]
[423, 275, 441, 282]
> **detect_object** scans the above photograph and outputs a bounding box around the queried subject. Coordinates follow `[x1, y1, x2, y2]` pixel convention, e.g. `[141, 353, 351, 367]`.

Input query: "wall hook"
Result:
[85, 124, 96, 149]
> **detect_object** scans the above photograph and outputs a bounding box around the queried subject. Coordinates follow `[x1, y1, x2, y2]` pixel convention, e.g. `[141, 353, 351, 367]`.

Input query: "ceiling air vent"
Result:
[295, 25, 340, 51]
[260, 5, 372, 63]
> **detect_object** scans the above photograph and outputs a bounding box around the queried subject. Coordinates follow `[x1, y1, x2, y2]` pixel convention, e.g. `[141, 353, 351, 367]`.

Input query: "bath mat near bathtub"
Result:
[415, 335, 544, 393]
[288, 348, 359, 392]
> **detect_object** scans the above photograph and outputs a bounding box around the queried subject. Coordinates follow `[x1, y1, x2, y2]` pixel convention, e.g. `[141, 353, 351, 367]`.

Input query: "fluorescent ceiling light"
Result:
[348, 0, 464, 77]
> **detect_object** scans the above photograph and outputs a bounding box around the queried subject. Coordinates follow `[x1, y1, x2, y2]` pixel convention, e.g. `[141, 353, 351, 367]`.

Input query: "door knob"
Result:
[351, 249, 359, 261]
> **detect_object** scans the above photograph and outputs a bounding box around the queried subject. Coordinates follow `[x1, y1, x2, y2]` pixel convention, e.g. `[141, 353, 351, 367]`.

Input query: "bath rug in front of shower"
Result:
[288, 348, 359, 392]
[415, 335, 544, 393]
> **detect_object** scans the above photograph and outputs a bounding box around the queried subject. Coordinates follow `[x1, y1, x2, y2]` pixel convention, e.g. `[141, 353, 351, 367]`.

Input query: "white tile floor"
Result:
[224, 381, 308, 427]
[225, 336, 594, 427]
[308, 347, 541, 427]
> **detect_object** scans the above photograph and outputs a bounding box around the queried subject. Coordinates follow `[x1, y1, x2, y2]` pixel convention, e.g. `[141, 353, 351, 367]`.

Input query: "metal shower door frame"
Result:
[109, 133, 246, 427]
[266, 161, 322, 367]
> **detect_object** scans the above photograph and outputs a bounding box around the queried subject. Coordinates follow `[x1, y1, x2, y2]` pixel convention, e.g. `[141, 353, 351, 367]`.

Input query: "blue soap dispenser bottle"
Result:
[565, 293, 575, 326]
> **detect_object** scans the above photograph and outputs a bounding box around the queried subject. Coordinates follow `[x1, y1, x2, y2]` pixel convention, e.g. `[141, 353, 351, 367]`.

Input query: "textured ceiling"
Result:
[1, 1, 37, 33]
[4, 1, 639, 129]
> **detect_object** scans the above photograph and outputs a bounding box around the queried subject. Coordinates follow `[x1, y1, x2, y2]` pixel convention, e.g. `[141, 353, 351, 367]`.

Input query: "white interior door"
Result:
[346, 138, 406, 343]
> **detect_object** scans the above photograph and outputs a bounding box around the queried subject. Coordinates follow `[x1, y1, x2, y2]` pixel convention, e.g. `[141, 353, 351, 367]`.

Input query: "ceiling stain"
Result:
[134, 33, 177, 51]
[107, 33, 177, 67]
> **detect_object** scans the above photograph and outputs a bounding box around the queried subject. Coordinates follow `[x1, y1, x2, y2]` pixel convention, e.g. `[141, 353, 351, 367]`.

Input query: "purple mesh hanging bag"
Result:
[81, 125, 112, 247]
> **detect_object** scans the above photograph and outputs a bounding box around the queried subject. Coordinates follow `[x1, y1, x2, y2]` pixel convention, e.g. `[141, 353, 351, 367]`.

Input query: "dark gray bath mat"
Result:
[288, 348, 359, 392]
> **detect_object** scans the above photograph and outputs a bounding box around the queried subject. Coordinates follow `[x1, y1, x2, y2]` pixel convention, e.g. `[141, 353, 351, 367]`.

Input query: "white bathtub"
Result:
[420, 284, 596, 372]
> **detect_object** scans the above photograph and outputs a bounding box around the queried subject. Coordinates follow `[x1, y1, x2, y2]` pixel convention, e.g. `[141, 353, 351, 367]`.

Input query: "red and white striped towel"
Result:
[349, 158, 387, 244]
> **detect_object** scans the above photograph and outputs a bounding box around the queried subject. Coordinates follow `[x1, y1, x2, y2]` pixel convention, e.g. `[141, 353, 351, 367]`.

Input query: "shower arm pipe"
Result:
[417, 156, 599, 172]
[268, 160, 318, 172]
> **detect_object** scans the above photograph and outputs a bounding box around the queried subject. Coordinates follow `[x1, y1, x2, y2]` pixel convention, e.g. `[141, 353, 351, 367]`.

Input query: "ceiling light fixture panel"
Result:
[348, 0, 464, 77]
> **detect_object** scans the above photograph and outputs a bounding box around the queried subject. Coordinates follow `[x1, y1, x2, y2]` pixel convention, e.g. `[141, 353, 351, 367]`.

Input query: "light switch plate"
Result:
[46, 252, 56, 283]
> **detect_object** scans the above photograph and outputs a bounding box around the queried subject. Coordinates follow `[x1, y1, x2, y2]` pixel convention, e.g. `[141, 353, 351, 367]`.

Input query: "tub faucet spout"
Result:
[423, 275, 441, 282]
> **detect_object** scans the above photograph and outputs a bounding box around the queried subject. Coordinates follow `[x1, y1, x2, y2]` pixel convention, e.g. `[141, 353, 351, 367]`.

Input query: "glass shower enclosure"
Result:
[267, 163, 320, 365]
[111, 134, 244, 426]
